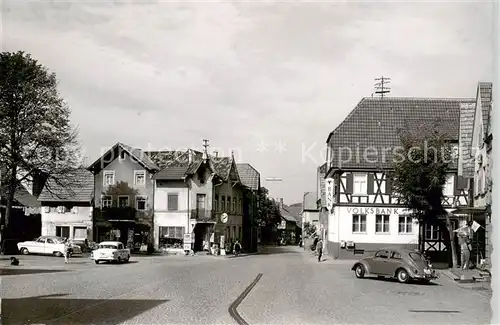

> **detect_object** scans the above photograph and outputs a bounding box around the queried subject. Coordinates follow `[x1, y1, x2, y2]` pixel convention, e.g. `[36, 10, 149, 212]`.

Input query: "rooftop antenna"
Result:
[374, 76, 391, 98]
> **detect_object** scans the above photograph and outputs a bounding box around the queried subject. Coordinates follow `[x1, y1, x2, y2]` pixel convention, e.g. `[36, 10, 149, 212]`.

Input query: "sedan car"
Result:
[17, 236, 82, 257]
[91, 241, 131, 264]
[351, 247, 437, 284]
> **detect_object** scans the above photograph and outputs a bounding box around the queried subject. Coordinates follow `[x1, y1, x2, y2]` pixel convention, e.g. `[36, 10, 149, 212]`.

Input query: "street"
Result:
[1, 246, 491, 325]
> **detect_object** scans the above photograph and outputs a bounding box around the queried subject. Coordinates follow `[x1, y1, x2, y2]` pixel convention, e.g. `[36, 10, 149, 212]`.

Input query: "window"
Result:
[352, 214, 366, 233]
[159, 226, 185, 248]
[37, 237, 46, 243]
[375, 215, 390, 233]
[221, 195, 226, 211]
[101, 195, 112, 208]
[167, 193, 179, 211]
[227, 196, 232, 212]
[134, 170, 146, 186]
[232, 197, 237, 213]
[398, 216, 413, 234]
[214, 195, 219, 212]
[425, 225, 439, 240]
[47, 238, 55, 244]
[353, 174, 367, 195]
[103, 171, 115, 186]
[391, 252, 402, 259]
[233, 226, 236, 239]
[56, 226, 70, 238]
[196, 194, 206, 210]
[119, 150, 126, 160]
[443, 175, 454, 196]
[239, 226, 242, 240]
[118, 243, 124, 250]
[73, 227, 86, 239]
[118, 196, 129, 207]
[239, 198, 243, 213]
[375, 250, 389, 259]
[136, 196, 147, 211]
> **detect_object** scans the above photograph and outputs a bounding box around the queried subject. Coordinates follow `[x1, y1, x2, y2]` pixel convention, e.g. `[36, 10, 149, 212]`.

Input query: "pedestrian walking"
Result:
[233, 240, 242, 256]
[64, 238, 72, 264]
[316, 238, 323, 262]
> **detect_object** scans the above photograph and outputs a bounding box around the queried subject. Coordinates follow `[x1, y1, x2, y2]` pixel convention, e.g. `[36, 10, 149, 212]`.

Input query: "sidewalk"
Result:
[438, 268, 492, 297]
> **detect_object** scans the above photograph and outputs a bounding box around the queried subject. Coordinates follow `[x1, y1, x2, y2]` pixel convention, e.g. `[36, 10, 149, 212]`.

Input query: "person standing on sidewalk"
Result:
[63, 238, 72, 264]
[316, 238, 323, 262]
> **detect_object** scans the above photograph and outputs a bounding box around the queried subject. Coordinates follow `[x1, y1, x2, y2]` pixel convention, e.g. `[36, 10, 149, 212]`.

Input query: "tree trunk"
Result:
[446, 214, 458, 268]
[0, 167, 17, 255]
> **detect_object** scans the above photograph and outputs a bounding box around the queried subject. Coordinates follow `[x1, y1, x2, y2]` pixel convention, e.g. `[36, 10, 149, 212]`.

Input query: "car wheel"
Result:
[95, 260, 100, 264]
[20, 247, 29, 255]
[396, 268, 410, 283]
[117, 257, 122, 264]
[125, 255, 130, 263]
[355, 264, 365, 278]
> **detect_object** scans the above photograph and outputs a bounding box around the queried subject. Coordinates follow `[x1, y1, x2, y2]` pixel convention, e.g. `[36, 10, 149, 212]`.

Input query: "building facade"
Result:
[324, 97, 473, 260]
[37, 169, 94, 241]
[456, 82, 493, 268]
[87, 142, 160, 248]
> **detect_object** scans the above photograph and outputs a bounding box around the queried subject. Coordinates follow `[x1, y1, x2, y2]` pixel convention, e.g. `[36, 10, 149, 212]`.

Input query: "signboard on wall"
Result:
[183, 233, 192, 251]
[325, 178, 334, 211]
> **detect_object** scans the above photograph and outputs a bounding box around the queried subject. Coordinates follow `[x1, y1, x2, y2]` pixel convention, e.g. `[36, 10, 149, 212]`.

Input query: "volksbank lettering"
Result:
[346, 207, 400, 215]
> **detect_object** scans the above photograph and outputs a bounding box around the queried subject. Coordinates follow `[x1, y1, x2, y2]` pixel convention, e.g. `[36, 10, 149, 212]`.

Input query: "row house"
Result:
[324, 97, 473, 261]
[456, 82, 493, 268]
[146, 147, 260, 253]
[87, 142, 160, 247]
[37, 168, 94, 241]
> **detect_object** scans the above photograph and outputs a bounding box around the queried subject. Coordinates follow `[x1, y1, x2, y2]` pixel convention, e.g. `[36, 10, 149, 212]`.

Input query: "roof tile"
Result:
[38, 168, 93, 202]
[236, 163, 260, 190]
[327, 97, 475, 170]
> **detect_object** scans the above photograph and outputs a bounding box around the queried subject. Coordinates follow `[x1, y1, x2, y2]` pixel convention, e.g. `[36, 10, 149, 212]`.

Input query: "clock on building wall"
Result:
[221, 213, 228, 224]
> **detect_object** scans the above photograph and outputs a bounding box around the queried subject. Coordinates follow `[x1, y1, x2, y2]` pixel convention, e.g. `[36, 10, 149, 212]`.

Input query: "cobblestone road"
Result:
[1, 246, 491, 324]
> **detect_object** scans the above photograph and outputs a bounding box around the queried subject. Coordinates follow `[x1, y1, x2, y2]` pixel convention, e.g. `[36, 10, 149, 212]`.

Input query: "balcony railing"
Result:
[94, 207, 136, 222]
[190, 209, 216, 222]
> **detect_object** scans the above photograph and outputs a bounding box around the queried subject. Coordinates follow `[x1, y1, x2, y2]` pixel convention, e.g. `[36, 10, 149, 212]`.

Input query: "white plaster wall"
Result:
[41, 206, 93, 240]
[337, 206, 419, 244]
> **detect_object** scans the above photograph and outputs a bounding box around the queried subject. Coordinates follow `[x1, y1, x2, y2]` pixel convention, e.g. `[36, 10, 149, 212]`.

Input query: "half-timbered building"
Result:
[324, 97, 474, 260]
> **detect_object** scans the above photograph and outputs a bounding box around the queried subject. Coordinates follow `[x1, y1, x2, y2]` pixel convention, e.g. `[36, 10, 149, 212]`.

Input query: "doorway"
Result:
[193, 223, 211, 251]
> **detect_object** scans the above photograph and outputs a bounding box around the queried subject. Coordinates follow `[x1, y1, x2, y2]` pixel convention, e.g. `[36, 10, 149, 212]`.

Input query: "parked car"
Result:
[17, 236, 82, 257]
[351, 247, 437, 284]
[91, 241, 131, 264]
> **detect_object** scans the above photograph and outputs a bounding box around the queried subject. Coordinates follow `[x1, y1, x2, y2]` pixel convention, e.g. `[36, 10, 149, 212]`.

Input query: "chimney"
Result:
[213, 150, 219, 158]
[188, 149, 193, 164]
[280, 198, 284, 208]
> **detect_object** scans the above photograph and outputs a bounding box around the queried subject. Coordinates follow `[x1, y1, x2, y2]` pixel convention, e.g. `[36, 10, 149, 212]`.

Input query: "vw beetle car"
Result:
[17, 236, 82, 257]
[351, 247, 437, 284]
[91, 241, 131, 264]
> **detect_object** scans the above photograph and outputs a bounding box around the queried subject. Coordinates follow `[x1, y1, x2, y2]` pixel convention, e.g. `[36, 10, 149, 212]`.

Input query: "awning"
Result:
[450, 207, 487, 215]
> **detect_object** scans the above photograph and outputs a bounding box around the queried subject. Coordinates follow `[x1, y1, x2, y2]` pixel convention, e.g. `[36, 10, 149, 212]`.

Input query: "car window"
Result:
[46, 239, 55, 244]
[409, 252, 424, 261]
[99, 245, 118, 249]
[391, 252, 402, 259]
[36, 237, 45, 243]
[118, 244, 123, 249]
[375, 250, 389, 259]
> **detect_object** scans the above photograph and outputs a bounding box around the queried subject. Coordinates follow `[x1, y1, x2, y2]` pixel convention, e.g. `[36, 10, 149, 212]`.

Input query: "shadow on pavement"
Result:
[3, 293, 168, 325]
[96, 260, 139, 265]
[257, 246, 303, 255]
[0, 268, 70, 276]
[367, 276, 441, 286]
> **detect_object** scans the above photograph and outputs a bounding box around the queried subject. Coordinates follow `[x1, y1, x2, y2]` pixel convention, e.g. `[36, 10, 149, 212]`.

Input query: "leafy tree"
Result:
[256, 187, 281, 228]
[104, 181, 139, 202]
[303, 221, 317, 238]
[0, 51, 81, 252]
[390, 120, 458, 267]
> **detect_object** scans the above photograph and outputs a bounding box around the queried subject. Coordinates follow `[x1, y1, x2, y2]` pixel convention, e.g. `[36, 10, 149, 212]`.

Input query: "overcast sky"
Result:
[2, 1, 494, 204]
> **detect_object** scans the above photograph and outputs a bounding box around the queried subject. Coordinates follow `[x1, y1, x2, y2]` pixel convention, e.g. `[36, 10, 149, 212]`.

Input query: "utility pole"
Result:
[374, 77, 391, 98]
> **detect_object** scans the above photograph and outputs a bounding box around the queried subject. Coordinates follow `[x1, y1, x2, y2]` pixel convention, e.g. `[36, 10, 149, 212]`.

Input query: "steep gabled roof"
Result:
[38, 169, 93, 202]
[88, 142, 160, 173]
[236, 163, 260, 190]
[326, 97, 475, 170]
[0, 168, 41, 207]
[478, 82, 493, 137]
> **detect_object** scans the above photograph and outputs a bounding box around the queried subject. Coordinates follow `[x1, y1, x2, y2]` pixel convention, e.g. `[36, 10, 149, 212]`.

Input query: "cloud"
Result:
[1, 0, 494, 203]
